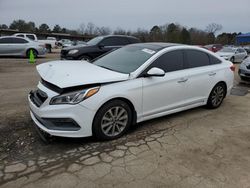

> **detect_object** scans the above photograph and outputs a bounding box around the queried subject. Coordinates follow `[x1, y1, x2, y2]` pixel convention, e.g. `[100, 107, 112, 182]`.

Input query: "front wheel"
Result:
[206, 83, 226, 109]
[93, 100, 132, 140]
[79, 55, 91, 62]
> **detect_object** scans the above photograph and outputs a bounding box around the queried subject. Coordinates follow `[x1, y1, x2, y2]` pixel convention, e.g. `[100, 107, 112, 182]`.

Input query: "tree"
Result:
[85, 22, 96, 35]
[180, 28, 190, 44]
[97, 26, 111, 35]
[9, 19, 35, 32]
[0, 24, 8, 29]
[53, 24, 62, 33]
[150, 25, 162, 41]
[78, 23, 86, 35]
[113, 27, 127, 35]
[38, 23, 50, 33]
[206, 23, 222, 35]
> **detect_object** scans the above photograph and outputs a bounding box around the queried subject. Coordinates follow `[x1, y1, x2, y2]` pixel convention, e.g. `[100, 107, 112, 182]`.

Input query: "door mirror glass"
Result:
[146, 67, 165, 77]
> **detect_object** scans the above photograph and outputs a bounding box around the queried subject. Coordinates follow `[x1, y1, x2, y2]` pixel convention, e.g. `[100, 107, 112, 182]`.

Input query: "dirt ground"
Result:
[1, 51, 250, 187]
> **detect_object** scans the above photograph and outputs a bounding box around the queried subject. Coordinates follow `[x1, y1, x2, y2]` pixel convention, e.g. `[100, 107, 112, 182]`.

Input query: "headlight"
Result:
[50, 87, 100, 105]
[68, 49, 79, 54]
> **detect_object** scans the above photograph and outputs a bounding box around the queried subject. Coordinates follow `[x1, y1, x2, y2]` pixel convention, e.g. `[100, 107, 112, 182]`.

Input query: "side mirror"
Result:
[146, 67, 165, 77]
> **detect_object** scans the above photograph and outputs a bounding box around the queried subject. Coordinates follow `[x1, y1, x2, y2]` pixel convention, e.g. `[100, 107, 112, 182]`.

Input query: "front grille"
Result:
[30, 89, 48, 107]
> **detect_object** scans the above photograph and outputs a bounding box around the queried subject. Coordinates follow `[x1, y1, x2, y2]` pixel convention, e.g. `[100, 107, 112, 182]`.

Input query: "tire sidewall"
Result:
[93, 100, 132, 140]
[207, 83, 226, 109]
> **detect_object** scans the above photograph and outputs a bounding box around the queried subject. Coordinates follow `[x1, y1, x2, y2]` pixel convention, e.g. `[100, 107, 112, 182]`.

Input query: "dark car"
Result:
[61, 35, 140, 61]
[204, 44, 223, 53]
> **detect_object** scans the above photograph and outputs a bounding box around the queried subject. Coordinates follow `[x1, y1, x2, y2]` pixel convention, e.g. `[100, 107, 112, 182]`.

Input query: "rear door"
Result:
[0, 38, 13, 55]
[183, 49, 222, 103]
[8, 38, 29, 55]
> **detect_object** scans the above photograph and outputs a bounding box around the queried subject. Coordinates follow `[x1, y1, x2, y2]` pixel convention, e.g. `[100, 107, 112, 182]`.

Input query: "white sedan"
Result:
[216, 47, 248, 63]
[28, 43, 234, 140]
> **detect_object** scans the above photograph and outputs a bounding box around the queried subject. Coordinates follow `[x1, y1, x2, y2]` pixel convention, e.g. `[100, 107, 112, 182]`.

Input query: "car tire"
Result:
[206, 83, 226, 109]
[93, 100, 132, 140]
[230, 57, 235, 63]
[79, 55, 91, 62]
[26, 49, 38, 58]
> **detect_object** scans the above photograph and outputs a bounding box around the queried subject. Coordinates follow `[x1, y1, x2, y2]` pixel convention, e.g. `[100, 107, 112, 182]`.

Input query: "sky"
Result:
[0, 0, 249, 34]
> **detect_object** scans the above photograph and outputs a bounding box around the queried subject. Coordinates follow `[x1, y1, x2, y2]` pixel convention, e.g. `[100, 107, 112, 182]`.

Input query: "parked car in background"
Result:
[216, 47, 248, 63]
[13, 33, 57, 53]
[61, 35, 140, 61]
[56, 39, 73, 48]
[243, 46, 250, 54]
[72, 40, 87, 46]
[29, 43, 234, 140]
[0, 36, 46, 57]
[238, 56, 250, 81]
[204, 44, 223, 52]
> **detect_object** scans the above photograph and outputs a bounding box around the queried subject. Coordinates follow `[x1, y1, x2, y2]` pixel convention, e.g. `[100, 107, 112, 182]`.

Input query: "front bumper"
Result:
[28, 83, 95, 138]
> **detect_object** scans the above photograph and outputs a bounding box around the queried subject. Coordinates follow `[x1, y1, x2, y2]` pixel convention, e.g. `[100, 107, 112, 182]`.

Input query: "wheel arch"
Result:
[93, 97, 137, 128]
[213, 81, 227, 96]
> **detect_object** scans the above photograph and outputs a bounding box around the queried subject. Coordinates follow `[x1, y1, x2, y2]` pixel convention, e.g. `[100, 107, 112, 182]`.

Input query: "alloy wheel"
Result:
[101, 106, 128, 137]
[211, 86, 224, 107]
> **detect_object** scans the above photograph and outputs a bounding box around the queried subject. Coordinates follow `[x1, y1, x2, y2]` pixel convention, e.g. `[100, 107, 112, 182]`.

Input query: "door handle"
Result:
[209, 72, 216, 76]
[177, 78, 188, 83]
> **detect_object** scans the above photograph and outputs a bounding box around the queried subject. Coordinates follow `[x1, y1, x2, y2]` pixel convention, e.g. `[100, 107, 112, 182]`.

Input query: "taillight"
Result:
[230, 65, 235, 72]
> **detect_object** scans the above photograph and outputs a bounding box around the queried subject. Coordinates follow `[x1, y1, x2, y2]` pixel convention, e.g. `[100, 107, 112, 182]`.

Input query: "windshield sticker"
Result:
[142, 48, 156, 55]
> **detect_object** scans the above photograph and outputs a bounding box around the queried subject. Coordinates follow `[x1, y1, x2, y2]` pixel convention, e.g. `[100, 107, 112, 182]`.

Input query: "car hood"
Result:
[63, 44, 90, 51]
[37, 61, 129, 88]
[216, 52, 234, 56]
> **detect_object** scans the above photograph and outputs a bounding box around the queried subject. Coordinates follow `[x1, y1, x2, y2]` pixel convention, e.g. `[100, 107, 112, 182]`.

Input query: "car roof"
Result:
[102, 35, 138, 39]
[127, 42, 181, 51]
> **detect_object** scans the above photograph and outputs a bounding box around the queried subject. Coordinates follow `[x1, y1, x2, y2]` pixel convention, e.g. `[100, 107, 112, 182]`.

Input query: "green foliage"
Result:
[38, 23, 50, 33]
[9, 19, 36, 32]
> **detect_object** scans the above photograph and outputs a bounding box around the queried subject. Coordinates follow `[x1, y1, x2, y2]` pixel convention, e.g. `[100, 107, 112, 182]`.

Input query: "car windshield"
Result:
[219, 47, 235, 53]
[93, 45, 156, 74]
[87, 36, 104, 45]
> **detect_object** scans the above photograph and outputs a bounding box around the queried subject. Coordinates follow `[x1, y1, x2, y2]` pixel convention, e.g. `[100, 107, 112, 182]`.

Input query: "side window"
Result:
[185, 50, 210, 68]
[0, 38, 13, 44]
[209, 54, 221, 65]
[101, 37, 129, 46]
[17, 34, 24, 38]
[27, 35, 35, 40]
[128, 38, 140, 44]
[12, 38, 28, 44]
[146, 50, 184, 72]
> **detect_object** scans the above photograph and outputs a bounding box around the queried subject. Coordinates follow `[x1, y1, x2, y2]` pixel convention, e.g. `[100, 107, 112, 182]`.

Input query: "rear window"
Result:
[186, 50, 210, 68]
[27, 35, 35, 40]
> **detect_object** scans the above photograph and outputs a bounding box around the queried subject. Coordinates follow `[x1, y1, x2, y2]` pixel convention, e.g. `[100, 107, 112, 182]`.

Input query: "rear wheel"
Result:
[206, 83, 226, 109]
[93, 100, 132, 140]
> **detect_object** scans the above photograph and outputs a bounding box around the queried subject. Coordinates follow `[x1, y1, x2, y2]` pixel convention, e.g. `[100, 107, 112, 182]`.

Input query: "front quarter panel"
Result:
[79, 78, 143, 122]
